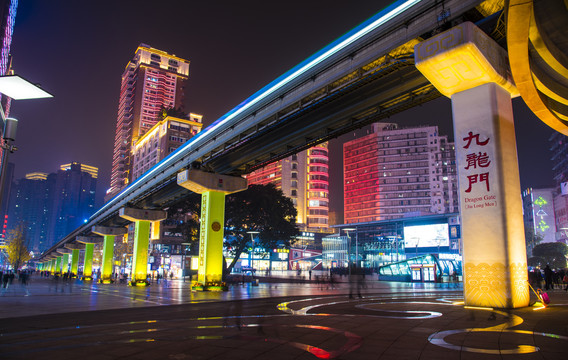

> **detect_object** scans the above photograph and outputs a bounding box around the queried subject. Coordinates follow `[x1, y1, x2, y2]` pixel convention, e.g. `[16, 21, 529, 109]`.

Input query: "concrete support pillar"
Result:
[65, 243, 83, 278]
[77, 236, 102, 280]
[416, 22, 529, 308]
[92, 227, 127, 284]
[119, 208, 167, 286]
[177, 169, 247, 290]
[84, 243, 95, 279]
[70, 249, 80, 277]
[55, 256, 62, 274]
[51, 259, 56, 272]
[62, 253, 70, 275]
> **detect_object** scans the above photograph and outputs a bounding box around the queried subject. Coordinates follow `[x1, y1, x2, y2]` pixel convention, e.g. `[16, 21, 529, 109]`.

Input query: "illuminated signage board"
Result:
[403, 223, 449, 248]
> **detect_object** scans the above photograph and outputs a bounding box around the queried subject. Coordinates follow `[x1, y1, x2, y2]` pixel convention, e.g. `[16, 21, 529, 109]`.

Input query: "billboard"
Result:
[403, 223, 449, 248]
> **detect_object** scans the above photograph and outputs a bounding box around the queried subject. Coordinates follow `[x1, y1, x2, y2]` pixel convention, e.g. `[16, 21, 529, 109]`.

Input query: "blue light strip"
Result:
[91, 0, 422, 221]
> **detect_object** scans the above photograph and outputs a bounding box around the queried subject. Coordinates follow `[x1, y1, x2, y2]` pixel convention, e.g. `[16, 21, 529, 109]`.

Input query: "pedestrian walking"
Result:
[544, 265, 554, 291]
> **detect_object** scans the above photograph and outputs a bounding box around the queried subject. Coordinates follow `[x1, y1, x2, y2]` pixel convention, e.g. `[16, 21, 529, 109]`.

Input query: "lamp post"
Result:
[181, 242, 191, 282]
[246, 231, 259, 274]
[0, 75, 52, 210]
[343, 228, 356, 275]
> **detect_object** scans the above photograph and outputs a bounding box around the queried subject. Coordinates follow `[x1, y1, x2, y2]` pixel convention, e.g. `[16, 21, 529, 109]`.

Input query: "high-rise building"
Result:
[0, 0, 16, 118]
[0, 0, 17, 202]
[131, 114, 202, 181]
[0, 161, 13, 239]
[8, 172, 49, 252]
[108, 44, 189, 200]
[343, 123, 458, 224]
[46, 163, 97, 247]
[246, 143, 330, 234]
[548, 132, 568, 243]
[9, 163, 97, 252]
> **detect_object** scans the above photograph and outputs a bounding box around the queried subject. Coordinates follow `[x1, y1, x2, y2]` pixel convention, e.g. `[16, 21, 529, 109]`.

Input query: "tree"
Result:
[5, 224, 31, 270]
[159, 106, 188, 120]
[531, 242, 568, 268]
[524, 226, 543, 257]
[166, 192, 201, 255]
[224, 183, 299, 273]
[167, 183, 299, 274]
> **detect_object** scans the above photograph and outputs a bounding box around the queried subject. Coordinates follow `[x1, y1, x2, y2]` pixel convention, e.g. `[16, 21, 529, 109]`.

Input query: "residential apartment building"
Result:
[131, 114, 202, 181]
[8, 163, 97, 253]
[8, 172, 49, 252]
[246, 143, 330, 234]
[344, 123, 458, 224]
[548, 132, 568, 243]
[108, 44, 189, 200]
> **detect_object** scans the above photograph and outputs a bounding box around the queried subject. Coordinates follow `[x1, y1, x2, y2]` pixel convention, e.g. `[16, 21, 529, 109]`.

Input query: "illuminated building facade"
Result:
[246, 143, 330, 234]
[522, 188, 556, 256]
[0, 0, 17, 204]
[8, 171, 49, 252]
[344, 123, 458, 224]
[0, 0, 16, 117]
[549, 132, 568, 244]
[46, 163, 97, 249]
[9, 163, 98, 252]
[108, 44, 189, 200]
[131, 114, 202, 181]
[0, 161, 12, 239]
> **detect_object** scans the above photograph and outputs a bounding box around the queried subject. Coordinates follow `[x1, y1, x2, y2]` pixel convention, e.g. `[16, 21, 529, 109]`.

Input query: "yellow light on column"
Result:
[415, 22, 518, 98]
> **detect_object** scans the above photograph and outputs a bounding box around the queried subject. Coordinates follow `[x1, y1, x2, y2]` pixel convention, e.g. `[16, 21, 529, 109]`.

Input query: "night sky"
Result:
[7, 0, 556, 215]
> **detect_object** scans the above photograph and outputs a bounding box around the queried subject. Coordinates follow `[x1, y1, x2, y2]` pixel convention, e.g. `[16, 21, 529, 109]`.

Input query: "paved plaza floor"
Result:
[0, 276, 567, 359]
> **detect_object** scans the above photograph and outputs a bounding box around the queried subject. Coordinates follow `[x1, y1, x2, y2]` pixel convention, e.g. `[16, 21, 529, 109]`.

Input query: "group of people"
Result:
[530, 265, 568, 291]
[1, 269, 32, 295]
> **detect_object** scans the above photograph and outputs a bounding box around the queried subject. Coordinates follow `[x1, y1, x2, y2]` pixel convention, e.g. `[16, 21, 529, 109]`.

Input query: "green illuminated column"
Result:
[101, 236, 115, 283]
[70, 249, 80, 276]
[92, 227, 127, 284]
[83, 243, 94, 279]
[55, 256, 62, 274]
[177, 169, 247, 289]
[76, 236, 102, 280]
[62, 253, 70, 274]
[51, 259, 56, 272]
[118, 208, 167, 286]
[132, 220, 150, 284]
[198, 191, 226, 284]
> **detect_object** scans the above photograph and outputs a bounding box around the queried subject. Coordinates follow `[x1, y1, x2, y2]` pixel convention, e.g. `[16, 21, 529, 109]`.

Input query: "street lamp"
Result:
[181, 242, 191, 282]
[343, 227, 356, 275]
[246, 231, 259, 273]
[0, 75, 53, 209]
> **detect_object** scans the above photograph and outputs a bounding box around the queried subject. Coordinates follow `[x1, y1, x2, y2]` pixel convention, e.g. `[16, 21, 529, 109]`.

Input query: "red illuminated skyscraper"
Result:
[108, 44, 189, 201]
[344, 123, 458, 224]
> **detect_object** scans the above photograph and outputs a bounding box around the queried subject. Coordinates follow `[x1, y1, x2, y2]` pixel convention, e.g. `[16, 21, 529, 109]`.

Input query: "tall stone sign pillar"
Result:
[415, 22, 529, 308]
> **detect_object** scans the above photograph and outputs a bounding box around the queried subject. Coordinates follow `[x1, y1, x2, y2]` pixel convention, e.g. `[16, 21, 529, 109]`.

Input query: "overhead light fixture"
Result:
[0, 75, 53, 100]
